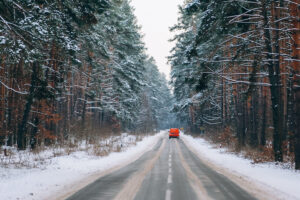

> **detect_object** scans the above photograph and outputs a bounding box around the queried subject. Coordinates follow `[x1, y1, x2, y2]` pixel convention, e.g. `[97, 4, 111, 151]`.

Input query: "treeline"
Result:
[0, 0, 174, 150]
[169, 0, 300, 169]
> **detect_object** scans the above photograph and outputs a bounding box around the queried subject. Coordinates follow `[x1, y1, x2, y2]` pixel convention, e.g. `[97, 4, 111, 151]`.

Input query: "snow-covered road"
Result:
[1, 131, 299, 200]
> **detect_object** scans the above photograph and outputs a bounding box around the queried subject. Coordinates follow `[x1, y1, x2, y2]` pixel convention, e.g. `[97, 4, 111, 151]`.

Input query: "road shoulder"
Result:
[181, 136, 291, 200]
[50, 133, 164, 200]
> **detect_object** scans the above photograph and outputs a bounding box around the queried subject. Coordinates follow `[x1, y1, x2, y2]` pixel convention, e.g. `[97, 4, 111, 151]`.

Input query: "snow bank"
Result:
[182, 134, 300, 200]
[0, 131, 164, 200]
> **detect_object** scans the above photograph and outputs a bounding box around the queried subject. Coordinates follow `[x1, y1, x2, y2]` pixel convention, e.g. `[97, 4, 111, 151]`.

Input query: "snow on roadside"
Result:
[0, 131, 164, 200]
[182, 133, 300, 200]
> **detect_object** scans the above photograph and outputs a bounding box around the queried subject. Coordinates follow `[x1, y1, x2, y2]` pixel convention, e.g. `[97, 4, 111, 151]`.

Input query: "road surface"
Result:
[66, 136, 257, 200]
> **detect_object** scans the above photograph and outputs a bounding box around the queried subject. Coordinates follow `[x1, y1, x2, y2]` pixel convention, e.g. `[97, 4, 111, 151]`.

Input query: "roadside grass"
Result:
[187, 128, 295, 168]
[0, 133, 147, 169]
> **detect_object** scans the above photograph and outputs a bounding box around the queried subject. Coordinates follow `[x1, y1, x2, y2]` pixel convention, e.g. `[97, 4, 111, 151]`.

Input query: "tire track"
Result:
[175, 140, 212, 200]
[113, 139, 166, 200]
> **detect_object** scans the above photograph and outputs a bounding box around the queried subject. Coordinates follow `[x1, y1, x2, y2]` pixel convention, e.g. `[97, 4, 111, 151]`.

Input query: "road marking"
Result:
[165, 189, 172, 200]
[167, 174, 172, 184]
[166, 146, 172, 200]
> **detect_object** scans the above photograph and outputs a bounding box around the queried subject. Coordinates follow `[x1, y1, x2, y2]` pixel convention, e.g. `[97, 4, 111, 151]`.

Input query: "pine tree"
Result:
[170, 0, 299, 168]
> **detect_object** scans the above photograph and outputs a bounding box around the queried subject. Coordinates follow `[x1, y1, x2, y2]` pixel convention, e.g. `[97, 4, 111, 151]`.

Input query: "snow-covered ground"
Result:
[182, 133, 300, 200]
[0, 131, 164, 200]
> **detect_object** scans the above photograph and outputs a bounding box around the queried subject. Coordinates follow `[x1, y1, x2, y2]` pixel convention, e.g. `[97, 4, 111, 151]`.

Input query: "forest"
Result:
[0, 0, 175, 151]
[1, 1, 300, 199]
[1, 0, 299, 171]
[169, 0, 300, 169]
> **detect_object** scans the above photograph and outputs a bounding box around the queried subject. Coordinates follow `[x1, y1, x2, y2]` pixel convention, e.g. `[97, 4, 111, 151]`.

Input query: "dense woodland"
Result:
[0, 0, 175, 151]
[1, 0, 299, 171]
[169, 0, 300, 169]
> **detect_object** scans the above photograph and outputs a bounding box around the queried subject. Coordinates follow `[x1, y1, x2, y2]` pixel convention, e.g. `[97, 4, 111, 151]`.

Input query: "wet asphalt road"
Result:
[66, 136, 257, 200]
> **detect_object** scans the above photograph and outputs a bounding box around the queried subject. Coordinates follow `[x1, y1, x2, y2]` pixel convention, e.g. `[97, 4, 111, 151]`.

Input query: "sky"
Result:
[131, 0, 184, 80]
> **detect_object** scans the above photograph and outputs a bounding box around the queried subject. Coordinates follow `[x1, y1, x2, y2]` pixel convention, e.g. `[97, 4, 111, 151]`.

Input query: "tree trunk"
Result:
[81, 94, 87, 128]
[290, 0, 300, 169]
[17, 63, 38, 150]
[260, 93, 267, 146]
[262, 0, 283, 162]
[30, 116, 39, 150]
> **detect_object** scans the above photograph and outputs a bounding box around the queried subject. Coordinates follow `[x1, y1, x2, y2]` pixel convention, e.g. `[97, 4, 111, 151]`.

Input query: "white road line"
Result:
[168, 153, 172, 182]
[165, 189, 172, 200]
[166, 145, 172, 200]
[167, 174, 172, 184]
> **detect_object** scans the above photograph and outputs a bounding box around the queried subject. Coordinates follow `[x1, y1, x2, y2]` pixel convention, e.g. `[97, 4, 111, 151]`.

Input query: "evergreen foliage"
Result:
[170, 0, 300, 169]
[0, 0, 173, 150]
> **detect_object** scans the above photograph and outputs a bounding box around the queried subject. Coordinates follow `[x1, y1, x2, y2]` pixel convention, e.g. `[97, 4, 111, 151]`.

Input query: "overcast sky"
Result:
[131, 0, 184, 80]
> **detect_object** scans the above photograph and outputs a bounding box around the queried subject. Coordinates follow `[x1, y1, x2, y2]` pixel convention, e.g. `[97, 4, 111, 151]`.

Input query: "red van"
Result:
[169, 128, 180, 139]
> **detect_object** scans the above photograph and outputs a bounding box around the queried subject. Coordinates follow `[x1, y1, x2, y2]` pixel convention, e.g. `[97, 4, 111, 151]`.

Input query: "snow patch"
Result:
[182, 133, 300, 200]
[0, 131, 164, 200]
